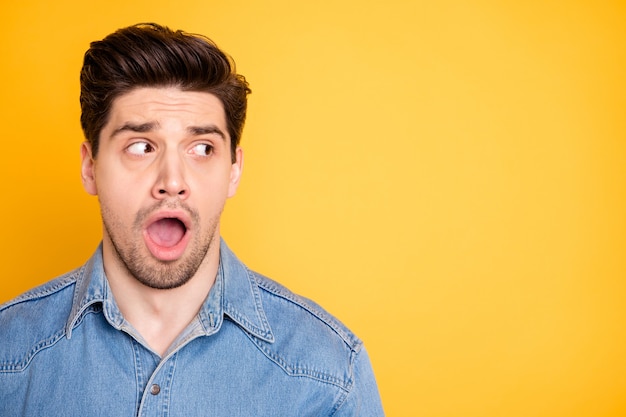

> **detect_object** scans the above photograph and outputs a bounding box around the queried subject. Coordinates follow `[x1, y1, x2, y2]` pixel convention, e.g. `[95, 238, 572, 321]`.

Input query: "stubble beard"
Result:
[101, 201, 220, 290]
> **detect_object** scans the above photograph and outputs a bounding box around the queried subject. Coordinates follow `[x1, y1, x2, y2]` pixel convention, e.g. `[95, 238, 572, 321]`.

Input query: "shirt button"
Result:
[150, 384, 161, 395]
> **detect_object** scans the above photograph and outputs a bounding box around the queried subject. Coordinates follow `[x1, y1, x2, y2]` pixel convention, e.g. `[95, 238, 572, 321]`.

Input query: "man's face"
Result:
[81, 87, 242, 289]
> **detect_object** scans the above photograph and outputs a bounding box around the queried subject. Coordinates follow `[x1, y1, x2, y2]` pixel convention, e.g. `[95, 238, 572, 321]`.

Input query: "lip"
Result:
[142, 210, 192, 262]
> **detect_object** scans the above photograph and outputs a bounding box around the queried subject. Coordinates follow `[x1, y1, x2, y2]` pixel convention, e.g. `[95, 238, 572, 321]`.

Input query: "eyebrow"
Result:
[187, 125, 226, 139]
[110, 122, 227, 140]
[111, 122, 157, 138]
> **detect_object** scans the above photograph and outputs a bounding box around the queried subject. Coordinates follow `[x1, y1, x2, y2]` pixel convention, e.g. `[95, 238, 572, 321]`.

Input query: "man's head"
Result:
[79, 24, 248, 290]
[80, 23, 250, 162]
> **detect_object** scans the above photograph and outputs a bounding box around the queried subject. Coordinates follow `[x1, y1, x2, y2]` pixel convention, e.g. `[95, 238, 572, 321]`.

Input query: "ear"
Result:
[81, 142, 98, 196]
[227, 147, 243, 198]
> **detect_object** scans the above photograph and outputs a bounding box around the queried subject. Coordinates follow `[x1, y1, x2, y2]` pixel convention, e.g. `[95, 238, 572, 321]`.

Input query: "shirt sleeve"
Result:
[333, 346, 385, 416]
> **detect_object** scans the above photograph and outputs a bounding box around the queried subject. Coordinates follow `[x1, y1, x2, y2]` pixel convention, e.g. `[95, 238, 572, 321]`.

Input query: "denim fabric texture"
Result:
[0, 240, 384, 416]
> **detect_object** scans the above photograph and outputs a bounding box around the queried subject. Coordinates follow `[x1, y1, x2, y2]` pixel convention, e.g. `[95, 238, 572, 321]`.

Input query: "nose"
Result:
[152, 150, 189, 200]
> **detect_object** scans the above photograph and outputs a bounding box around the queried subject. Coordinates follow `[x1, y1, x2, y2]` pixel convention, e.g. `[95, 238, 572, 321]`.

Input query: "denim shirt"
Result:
[0, 240, 384, 416]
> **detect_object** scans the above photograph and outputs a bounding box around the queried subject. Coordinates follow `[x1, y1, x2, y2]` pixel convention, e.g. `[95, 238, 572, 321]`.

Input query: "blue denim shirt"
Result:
[0, 240, 384, 416]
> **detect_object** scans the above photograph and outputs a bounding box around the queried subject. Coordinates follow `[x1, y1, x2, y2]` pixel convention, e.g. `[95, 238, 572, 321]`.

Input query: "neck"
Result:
[103, 240, 220, 357]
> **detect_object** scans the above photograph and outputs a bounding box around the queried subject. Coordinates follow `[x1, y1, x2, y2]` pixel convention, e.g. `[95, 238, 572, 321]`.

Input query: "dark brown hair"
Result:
[80, 23, 250, 161]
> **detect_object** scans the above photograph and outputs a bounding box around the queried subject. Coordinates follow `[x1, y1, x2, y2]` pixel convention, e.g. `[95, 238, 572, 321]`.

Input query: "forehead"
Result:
[105, 87, 228, 136]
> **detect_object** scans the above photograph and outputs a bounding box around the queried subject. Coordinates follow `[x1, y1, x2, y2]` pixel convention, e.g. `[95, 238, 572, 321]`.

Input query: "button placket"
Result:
[137, 349, 180, 415]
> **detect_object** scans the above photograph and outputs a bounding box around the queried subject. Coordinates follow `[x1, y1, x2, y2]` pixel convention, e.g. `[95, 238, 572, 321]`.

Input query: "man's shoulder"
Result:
[0, 269, 81, 371]
[252, 270, 362, 349]
[220, 241, 363, 355]
[243, 269, 364, 386]
[2, 268, 80, 308]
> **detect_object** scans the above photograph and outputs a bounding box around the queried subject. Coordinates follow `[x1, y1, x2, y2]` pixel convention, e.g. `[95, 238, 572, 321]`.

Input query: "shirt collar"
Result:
[197, 239, 274, 342]
[65, 239, 274, 343]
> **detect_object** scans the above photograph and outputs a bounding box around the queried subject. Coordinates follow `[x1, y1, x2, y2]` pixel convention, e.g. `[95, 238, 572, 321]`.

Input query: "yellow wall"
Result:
[1, 1, 625, 415]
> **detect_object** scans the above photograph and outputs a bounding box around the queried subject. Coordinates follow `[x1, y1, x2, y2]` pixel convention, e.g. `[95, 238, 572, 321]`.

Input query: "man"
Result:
[0, 23, 384, 416]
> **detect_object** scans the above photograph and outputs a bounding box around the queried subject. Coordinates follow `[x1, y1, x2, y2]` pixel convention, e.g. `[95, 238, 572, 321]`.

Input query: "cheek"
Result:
[98, 189, 136, 226]
[190, 165, 232, 193]
[95, 172, 146, 213]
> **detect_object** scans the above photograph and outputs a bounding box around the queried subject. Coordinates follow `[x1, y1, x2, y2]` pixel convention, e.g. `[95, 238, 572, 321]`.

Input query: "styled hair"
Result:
[80, 23, 251, 161]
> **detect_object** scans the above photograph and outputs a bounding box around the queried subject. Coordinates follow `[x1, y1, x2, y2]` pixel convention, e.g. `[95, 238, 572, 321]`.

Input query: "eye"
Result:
[126, 141, 155, 155]
[190, 143, 213, 156]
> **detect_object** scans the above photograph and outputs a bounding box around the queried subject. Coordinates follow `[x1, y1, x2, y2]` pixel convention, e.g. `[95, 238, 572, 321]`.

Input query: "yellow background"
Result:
[1, 1, 625, 415]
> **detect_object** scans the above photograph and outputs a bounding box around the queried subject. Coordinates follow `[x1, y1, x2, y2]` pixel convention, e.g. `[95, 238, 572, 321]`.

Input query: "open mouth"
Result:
[146, 217, 188, 248]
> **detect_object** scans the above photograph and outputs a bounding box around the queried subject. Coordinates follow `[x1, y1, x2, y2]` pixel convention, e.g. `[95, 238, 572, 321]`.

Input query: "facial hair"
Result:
[101, 199, 220, 290]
